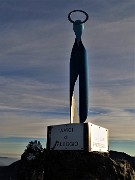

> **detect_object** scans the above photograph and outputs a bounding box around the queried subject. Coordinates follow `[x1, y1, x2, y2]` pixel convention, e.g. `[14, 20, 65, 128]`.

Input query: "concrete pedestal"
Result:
[47, 123, 109, 152]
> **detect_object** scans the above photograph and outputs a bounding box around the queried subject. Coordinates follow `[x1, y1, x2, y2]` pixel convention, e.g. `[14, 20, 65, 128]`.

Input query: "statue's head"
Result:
[68, 10, 88, 44]
[73, 20, 84, 42]
[73, 20, 84, 41]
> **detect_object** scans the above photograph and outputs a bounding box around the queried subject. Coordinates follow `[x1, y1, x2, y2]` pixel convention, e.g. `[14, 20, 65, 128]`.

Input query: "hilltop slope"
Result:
[0, 150, 135, 180]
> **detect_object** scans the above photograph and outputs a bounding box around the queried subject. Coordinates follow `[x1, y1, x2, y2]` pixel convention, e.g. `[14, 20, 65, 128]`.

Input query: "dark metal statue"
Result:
[68, 10, 89, 123]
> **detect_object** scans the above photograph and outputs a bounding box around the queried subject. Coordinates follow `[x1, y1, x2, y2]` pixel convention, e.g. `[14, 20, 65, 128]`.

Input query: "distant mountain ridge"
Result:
[0, 160, 20, 180]
[0, 157, 19, 166]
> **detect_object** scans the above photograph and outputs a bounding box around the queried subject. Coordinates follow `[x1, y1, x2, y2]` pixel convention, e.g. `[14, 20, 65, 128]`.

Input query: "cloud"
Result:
[89, 107, 111, 116]
[0, 76, 69, 138]
[125, 109, 135, 114]
[0, 111, 68, 138]
[0, 76, 69, 113]
[87, 107, 135, 140]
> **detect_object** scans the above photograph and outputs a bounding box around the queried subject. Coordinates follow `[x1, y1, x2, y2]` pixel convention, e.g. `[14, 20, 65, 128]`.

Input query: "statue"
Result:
[68, 10, 89, 123]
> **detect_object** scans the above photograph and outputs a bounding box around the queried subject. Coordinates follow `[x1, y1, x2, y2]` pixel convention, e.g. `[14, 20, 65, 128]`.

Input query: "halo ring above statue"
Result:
[68, 10, 89, 24]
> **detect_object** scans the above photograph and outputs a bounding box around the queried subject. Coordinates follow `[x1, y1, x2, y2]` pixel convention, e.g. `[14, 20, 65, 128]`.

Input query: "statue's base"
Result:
[47, 123, 109, 152]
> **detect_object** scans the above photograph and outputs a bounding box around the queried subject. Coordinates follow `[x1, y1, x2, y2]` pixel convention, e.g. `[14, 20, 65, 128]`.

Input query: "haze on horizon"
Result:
[0, 0, 134, 157]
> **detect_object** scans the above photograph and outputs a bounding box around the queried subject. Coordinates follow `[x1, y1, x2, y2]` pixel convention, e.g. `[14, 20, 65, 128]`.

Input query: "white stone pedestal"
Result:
[47, 123, 109, 152]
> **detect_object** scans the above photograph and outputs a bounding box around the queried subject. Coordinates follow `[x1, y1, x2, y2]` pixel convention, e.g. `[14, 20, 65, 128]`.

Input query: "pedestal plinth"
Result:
[47, 123, 109, 152]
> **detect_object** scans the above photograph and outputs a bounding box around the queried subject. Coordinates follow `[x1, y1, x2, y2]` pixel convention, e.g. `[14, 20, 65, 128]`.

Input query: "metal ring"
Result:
[68, 10, 89, 24]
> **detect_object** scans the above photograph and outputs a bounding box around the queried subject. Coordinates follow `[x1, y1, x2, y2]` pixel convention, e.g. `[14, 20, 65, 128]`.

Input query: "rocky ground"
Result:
[0, 150, 135, 180]
[43, 150, 135, 180]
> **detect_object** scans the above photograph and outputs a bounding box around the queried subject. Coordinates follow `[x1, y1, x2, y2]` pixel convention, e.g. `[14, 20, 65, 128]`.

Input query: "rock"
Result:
[0, 160, 20, 180]
[0, 150, 135, 180]
[43, 150, 135, 180]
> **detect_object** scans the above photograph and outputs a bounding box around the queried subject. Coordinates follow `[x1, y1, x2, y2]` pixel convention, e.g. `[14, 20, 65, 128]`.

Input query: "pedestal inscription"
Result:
[47, 123, 109, 152]
[47, 123, 84, 150]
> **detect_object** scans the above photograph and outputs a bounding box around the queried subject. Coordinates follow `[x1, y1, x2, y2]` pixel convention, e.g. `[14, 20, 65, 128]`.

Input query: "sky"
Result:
[0, 0, 135, 158]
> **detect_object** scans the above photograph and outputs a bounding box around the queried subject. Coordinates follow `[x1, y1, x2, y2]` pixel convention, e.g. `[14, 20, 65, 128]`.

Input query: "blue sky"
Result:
[0, 0, 135, 157]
